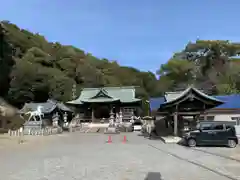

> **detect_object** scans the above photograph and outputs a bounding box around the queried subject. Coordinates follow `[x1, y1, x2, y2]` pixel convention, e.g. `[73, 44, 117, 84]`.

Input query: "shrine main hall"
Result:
[67, 86, 142, 123]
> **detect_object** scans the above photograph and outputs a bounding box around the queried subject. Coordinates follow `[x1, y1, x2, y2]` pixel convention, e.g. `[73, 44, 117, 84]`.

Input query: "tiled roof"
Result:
[213, 95, 240, 109]
[20, 100, 57, 114]
[150, 94, 240, 110]
[164, 87, 222, 103]
[149, 97, 165, 110]
[20, 99, 73, 113]
[164, 91, 182, 102]
[67, 86, 141, 104]
[56, 102, 73, 112]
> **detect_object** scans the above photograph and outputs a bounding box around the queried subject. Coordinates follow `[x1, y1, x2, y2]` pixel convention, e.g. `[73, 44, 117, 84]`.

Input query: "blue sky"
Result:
[1, 0, 240, 73]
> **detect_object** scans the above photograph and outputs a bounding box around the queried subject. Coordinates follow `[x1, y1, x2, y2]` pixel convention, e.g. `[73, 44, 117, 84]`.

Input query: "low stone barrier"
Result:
[8, 129, 22, 136]
[8, 127, 62, 136]
[68, 125, 82, 132]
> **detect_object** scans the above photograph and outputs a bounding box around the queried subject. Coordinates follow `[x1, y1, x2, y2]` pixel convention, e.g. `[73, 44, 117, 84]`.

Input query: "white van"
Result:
[133, 121, 142, 131]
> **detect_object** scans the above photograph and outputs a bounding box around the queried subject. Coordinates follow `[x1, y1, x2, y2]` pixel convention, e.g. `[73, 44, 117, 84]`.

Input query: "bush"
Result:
[3, 115, 25, 130]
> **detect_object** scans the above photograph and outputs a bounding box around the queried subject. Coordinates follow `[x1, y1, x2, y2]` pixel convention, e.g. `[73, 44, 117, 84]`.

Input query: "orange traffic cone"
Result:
[123, 135, 127, 143]
[107, 135, 112, 143]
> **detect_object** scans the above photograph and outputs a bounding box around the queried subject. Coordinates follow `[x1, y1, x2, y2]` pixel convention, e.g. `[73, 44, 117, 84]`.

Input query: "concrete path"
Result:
[0, 132, 239, 180]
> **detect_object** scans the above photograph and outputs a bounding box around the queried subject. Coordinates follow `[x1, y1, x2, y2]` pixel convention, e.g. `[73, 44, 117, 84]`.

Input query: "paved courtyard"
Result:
[0, 132, 240, 180]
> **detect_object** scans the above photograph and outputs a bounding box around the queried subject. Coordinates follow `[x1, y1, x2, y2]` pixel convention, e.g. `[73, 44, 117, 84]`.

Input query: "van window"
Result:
[226, 125, 233, 129]
[200, 123, 212, 130]
[133, 121, 142, 126]
[212, 124, 224, 130]
[231, 117, 240, 121]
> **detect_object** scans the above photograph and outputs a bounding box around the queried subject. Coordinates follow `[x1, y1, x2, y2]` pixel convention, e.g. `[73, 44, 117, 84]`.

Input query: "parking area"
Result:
[0, 132, 239, 180]
[193, 146, 240, 161]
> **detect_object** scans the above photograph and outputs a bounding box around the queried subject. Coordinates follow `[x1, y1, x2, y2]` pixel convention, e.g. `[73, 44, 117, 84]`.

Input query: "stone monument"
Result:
[119, 110, 123, 124]
[115, 113, 119, 124]
[130, 115, 135, 124]
[23, 105, 44, 135]
[105, 108, 119, 134]
[63, 112, 69, 128]
[109, 109, 115, 127]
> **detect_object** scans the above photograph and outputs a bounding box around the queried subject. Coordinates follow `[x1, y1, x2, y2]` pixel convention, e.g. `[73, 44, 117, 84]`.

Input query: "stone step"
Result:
[79, 127, 90, 133]
[86, 127, 99, 133]
[104, 127, 120, 134]
[97, 127, 106, 133]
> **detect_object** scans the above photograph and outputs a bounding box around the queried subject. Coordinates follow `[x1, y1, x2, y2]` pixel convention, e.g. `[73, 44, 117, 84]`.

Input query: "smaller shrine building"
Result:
[20, 99, 73, 122]
[149, 87, 240, 136]
[150, 90, 240, 124]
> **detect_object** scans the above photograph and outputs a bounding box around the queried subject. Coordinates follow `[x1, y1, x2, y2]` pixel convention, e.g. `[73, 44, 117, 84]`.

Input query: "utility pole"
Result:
[145, 100, 150, 116]
[72, 83, 77, 100]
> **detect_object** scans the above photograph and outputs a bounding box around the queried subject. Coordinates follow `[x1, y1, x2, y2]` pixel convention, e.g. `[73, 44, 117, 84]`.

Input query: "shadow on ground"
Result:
[177, 140, 231, 148]
[144, 172, 162, 180]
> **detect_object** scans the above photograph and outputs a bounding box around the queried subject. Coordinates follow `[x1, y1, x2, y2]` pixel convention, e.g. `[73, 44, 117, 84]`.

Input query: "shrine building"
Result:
[150, 87, 226, 136]
[66, 86, 142, 123]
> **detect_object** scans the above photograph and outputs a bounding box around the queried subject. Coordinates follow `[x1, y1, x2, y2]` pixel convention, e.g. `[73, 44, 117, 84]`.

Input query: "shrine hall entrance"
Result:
[94, 105, 110, 119]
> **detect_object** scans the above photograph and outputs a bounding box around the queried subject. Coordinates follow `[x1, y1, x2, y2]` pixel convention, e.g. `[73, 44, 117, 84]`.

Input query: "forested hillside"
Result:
[0, 21, 240, 108]
[0, 21, 160, 107]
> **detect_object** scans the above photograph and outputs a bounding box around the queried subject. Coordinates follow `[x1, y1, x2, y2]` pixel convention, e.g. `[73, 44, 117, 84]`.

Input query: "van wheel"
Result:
[187, 138, 196, 147]
[228, 139, 237, 148]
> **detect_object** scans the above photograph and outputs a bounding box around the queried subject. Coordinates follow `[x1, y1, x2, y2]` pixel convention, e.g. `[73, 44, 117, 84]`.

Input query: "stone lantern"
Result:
[109, 108, 114, 127]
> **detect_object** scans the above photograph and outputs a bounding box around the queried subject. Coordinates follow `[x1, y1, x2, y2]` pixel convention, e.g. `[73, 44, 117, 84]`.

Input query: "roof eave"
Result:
[192, 88, 224, 103]
[121, 99, 142, 103]
[66, 99, 83, 105]
[81, 98, 120, 103]
[161, 87, 224, 108]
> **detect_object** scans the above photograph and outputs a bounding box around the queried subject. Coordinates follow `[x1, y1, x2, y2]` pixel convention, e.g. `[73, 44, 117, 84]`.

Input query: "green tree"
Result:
[156, 58, 194, 91]
[0, 23, 15, 97]
[184, 40, 240, 80]
[47, 68, 75, 101]
[157, 40, 240, 94]
[8, 60, 50, 106]
[214, 64, 240, 94]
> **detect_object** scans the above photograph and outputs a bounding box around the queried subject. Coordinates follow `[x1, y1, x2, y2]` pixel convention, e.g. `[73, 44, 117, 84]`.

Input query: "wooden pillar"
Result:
[1, 118, 7, 129]
[204, 113, 207, 121]
[203, 104, 207, 121]
[109, 105, 113, 116]
[91, 106, 95, 123]
[192, 115, 198, 129]
[174, 112, 178, 136]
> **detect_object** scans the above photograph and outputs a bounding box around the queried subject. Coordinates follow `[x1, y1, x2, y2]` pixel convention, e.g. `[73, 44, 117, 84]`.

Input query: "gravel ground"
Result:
[0, 132, 240, 180]
[0, 133, 64, 151]
[193, 146, 240, 161]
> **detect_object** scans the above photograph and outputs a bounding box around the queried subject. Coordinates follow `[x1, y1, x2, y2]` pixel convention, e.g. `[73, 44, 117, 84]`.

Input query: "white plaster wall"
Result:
[155, 113, 240, 124]
[155, 116, 164, 121]
[235, 125, 240, 139]
[211, 114, 240, 122]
